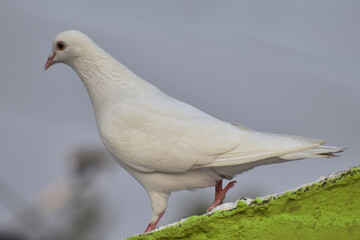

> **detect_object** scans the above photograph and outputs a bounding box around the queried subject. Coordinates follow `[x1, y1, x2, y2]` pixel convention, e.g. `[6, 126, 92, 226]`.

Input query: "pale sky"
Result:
[0, 1, 359, 238]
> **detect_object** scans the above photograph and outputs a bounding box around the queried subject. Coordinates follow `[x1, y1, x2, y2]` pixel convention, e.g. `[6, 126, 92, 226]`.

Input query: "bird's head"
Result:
[45, 30, 95, 70]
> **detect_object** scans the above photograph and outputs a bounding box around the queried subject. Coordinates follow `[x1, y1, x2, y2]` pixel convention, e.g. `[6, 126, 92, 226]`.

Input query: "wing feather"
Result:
[100, 94, 325, 173]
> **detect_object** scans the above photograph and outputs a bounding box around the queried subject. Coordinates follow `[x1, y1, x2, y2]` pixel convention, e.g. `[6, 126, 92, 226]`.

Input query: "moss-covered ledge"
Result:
[127, 166, 360, 240]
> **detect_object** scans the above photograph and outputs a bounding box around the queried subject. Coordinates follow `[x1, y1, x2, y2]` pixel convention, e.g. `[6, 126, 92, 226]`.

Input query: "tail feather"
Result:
[280, 145, 346, 160]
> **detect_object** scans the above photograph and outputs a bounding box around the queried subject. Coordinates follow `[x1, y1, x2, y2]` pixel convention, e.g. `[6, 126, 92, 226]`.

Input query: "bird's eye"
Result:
[56, 41, 66, 51]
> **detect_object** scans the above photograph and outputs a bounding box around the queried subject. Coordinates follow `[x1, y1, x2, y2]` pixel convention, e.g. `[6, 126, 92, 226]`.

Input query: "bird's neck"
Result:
[68, 49, 159, 118]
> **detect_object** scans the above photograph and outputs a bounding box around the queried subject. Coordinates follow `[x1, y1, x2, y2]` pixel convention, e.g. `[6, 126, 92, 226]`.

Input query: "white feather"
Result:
[46, 30, 346, 230]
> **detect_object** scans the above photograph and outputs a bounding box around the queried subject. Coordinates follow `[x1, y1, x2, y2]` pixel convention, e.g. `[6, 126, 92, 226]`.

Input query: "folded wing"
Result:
[101, 94, 343, 173]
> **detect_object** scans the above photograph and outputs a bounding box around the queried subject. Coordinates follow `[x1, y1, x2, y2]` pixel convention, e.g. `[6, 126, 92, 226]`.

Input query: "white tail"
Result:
[279, 145, 346, 160]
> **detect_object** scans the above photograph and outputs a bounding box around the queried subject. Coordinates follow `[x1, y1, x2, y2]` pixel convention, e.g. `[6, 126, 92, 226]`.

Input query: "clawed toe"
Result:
[206, 180, 237, 212]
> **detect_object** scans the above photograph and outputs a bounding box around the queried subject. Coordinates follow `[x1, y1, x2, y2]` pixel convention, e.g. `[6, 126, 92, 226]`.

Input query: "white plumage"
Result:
[45, 30, 345, 232]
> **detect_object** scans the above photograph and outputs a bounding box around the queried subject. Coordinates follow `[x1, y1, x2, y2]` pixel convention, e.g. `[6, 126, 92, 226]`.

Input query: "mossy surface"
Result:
[127, 166, 360, 240]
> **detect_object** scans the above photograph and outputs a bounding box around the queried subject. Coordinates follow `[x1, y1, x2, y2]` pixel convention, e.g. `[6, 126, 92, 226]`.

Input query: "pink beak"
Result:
[44, 52, 56, 70]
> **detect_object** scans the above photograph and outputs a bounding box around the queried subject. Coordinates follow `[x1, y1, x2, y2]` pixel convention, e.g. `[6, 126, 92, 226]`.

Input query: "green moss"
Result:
[127, 167, 360, 240]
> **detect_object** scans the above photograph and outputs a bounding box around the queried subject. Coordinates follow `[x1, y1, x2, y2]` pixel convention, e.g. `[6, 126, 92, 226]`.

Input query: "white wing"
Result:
[100, 93, 324, 173]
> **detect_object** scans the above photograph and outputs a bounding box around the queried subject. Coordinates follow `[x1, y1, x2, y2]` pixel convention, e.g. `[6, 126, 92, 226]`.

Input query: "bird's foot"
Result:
[144, 222, 157, 233]
[144, 211, 165, 233]
[206, 180, 237, 212]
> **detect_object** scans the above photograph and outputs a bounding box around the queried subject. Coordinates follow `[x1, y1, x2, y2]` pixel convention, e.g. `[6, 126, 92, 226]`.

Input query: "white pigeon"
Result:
[45, 30, 345, 232]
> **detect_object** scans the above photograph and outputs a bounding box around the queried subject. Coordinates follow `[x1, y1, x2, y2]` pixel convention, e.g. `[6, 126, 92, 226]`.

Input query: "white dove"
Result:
[45, 30, 345, 232]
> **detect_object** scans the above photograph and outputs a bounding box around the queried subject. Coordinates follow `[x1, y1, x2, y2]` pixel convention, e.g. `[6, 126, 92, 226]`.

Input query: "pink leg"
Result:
[206, 179, 237, 212]
[144, 211, 165, 233]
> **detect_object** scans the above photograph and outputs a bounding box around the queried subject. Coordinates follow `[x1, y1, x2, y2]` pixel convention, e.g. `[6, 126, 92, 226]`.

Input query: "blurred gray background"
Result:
[0, 0, 359, 239]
